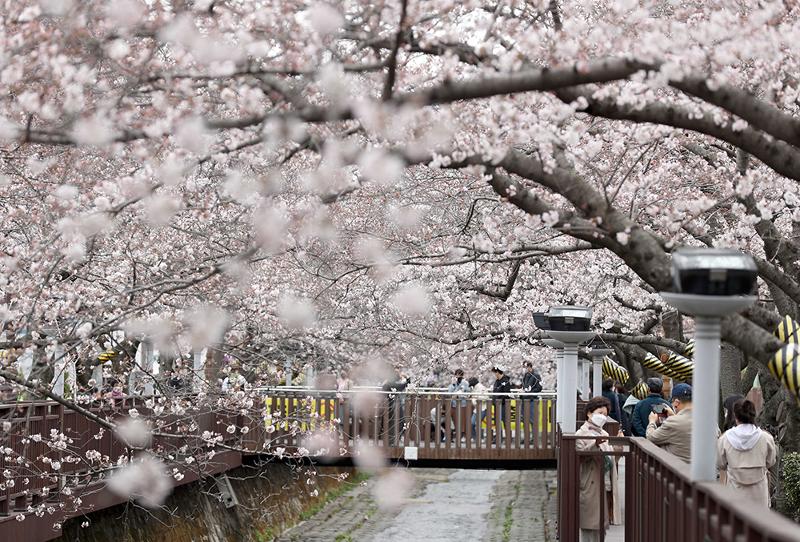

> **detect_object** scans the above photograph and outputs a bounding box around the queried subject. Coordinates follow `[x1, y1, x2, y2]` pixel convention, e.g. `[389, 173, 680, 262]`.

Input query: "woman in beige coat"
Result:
[575, 396, 620, 542]
[717, 399, 776, 508]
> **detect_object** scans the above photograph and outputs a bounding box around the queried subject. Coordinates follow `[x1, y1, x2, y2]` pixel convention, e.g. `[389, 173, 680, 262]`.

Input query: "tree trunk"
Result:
[719, 343, 744, 427]
[660, 310, 684, 342]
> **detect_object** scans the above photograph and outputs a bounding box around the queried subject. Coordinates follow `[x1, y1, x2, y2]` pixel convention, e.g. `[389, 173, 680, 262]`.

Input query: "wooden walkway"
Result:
[251, 390, 558, 462]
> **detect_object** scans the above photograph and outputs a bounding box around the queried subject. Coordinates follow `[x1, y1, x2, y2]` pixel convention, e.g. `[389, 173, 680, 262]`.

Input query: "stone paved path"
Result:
[276, 468, 556, 542]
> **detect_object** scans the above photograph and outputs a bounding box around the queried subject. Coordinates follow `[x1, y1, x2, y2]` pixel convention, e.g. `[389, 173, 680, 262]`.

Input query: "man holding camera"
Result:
[645, 383, 696, 463]
[631, 377, 671, 436]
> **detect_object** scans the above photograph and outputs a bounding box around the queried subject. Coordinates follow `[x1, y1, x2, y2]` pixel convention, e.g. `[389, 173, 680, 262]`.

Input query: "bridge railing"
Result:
[557, 431, 800, 542]
[247, 389, 558, 460]
[0, 398, 241, 520]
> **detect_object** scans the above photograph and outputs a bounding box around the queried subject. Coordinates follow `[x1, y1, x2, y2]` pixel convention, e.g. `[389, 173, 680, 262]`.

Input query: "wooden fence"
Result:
[557, 431, 800, 542]
[247, 389, 558, 461]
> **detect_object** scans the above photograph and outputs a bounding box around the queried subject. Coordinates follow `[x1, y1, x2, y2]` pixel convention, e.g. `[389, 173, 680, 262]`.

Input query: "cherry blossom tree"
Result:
[2, 0, 800, 523]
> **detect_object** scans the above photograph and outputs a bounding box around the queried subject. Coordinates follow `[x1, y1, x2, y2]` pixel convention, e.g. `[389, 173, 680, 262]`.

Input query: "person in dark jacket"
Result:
[602, 379, 622, 424]
[522, 361, 543, 392]
[492, 366, 511, 441]
[631, 377, 670, 437]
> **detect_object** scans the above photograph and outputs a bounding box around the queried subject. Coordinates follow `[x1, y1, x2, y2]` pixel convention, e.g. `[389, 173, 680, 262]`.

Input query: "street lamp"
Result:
[659, 247, 757, 482]
[537, 306, 595, 432]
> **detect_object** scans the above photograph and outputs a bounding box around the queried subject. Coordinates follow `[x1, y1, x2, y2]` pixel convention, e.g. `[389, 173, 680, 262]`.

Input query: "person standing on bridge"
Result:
[631, 377, 670, 437]
[468, 376, 490, 439]
[645, 383, 697, 463]
[491, 366, 512, 443]
[575, 396, 620, 542]
[717, 398, 776, 508]
[447, 369, 470, 441]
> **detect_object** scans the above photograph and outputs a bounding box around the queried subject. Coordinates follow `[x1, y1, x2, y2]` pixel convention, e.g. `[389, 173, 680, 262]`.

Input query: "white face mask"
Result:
[591, 413, 608, 427]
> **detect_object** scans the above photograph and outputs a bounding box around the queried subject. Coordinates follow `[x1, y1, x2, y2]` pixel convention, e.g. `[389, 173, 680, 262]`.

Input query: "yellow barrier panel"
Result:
[263, 395, 556, 435]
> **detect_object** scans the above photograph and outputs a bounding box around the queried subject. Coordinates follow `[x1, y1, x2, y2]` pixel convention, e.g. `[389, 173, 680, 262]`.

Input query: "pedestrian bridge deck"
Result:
[253, 389, 559, 462]
[5, 390, 799, 542]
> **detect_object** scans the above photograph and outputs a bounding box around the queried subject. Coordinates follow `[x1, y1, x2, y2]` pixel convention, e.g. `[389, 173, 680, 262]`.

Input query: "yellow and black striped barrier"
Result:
[663, 351, 694, 382]
[641, 352, 682, 380]
[602, 357, 629, 384]
[98, 350, 116, 362]
[776, 315, 800, 345]
[683, 340, 694, 358]
[631, 381, 649, 400]
[771, 316, 800, 403]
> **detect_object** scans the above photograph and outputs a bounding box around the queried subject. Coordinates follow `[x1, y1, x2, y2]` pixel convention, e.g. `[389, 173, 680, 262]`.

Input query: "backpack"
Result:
[530, 373, 543, 393]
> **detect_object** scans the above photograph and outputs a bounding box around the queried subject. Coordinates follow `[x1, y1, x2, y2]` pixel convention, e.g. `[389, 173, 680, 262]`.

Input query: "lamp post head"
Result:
[660, 247, 758, 317]
[670, 248, 757, 296]
[533, 311, 551, 331]
[547, 305, 593, 331]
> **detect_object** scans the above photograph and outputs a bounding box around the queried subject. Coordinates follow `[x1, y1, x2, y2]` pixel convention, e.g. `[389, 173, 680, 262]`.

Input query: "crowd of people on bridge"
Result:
[579, 376, 778, 541]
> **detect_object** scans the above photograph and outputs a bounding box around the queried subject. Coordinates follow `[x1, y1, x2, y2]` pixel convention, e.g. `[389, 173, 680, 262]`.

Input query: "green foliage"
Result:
[783, 452, 800, 520]
[298, 471, 370, 522]
[254, 527, 275, 542]
[334, 535, 353, 542]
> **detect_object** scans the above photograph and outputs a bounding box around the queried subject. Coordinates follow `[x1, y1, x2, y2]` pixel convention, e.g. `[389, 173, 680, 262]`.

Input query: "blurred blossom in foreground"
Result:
[301, 431, 338, 462]
[390, 283, 432, 317]
[107, 454, 171, 508]
[353, 441, 386, 475]
[114, 418, 152, 449]
[277, 294, 317, 329]
[185, 305, 229, 350]
[372, 469, 414, 510]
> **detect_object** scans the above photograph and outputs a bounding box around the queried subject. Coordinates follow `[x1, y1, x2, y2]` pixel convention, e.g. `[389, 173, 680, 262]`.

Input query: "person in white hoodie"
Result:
[717, 398, 777, 508]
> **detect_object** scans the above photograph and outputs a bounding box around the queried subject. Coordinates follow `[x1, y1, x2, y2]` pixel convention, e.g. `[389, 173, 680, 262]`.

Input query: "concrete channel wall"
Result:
[56, 462, 356, 542]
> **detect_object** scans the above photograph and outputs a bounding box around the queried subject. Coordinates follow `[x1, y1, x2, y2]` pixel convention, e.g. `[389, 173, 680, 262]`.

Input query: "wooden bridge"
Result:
[258, 388, 558, 463]
[2, 390, 800, 541]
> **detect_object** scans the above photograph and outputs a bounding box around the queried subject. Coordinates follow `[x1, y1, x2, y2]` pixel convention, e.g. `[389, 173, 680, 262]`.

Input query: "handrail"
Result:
[557, 431, 800, 542]
[253, 387, 557, 397]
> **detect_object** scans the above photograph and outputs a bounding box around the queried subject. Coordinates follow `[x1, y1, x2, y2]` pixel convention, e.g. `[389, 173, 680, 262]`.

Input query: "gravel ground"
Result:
[276, 468, 556, 542]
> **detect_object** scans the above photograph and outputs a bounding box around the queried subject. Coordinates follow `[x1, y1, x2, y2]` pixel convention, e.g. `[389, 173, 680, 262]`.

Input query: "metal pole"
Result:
[285, 359, 293, 386]
[581, 360, 591, 399]
[561, 344, 579, 432]
[690, 316, 721, 481]
[555, 349, 564, 425]
[592, 356, 603, 397]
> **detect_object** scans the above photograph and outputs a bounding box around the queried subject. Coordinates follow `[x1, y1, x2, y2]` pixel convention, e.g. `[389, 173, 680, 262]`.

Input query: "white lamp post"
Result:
[540, 306, 595, 433]
[659, 248, 757, 482]
[590, 348, 613, 396]
[580, 360, 591, 399]
[542, 338, 564, 424]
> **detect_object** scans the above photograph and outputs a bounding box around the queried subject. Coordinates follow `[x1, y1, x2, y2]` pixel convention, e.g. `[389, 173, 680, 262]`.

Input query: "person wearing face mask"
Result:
[645, 383, 706, 463]
[575, 396, 621, 541]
